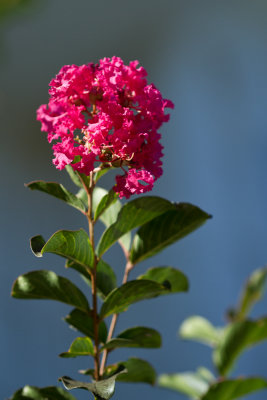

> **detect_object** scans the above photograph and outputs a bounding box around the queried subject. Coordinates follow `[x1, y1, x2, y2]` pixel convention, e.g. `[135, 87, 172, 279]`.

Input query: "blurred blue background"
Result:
[1, 1, 267, 399]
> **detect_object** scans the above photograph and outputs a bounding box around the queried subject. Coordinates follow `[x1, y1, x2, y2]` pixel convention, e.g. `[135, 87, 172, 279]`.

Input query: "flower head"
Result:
[37, 57, 173, 198]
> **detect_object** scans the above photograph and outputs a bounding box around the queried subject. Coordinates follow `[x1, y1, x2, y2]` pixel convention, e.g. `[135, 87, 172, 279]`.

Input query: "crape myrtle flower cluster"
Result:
[37, 56, 173, 198]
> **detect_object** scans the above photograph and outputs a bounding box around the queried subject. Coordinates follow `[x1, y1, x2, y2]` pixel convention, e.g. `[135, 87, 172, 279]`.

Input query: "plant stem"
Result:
[99, 260, 133, 376]
[80, 172, 100, 381]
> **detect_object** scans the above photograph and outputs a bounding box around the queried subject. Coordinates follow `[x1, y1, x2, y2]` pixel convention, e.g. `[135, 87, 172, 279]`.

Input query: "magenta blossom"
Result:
[37, 57, 173, 198]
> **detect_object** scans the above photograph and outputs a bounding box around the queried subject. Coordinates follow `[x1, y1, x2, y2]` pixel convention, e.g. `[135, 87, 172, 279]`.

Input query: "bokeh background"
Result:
[1, 1, 267, 399]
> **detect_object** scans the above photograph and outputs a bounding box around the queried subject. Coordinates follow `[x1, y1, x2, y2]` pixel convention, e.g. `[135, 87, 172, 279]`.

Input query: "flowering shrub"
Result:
[37, 57, 173, 198]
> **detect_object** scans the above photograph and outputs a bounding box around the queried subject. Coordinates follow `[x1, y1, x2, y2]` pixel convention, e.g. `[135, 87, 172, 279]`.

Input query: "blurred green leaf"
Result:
[12, 270, 89, 312]
[67, 259, 116, 299]
[100, 279, 172, 319]
[26, 181, 86, 213]
[97, 196, 176, 256]
[101, 326, 161, 351]
[158, 367, 214, 399]
[65, 165, 89, 188]
[138, 266, 189, 293]
[60, 337, 94, 358]
[64, 308, 107, 343]
[105, 358, 156, 384]
[93, 187, 131, 252]
[179, 316, 221, 347]
[31, 229, 94, 269]
[10, 385, 76, 400]
[201, 377, 267, 400]
[237, 266, 267, 319]
[0, 0, 34, 21]
[94, 189, 118, 221]
[94, 167, 111, 183]
[213, 317, 267, 376]
[130, 203, 211, 264]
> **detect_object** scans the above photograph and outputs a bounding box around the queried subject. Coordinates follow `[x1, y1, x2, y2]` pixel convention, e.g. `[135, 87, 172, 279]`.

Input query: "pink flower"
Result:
[37, 57, 173, 198]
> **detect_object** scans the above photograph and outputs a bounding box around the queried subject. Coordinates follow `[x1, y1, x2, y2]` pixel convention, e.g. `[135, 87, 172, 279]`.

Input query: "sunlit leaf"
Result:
[12, 270, 89, 312]
[179, 316, 221, 347]
[60, 337, 94, 358]
[10, 385, 76, 400]
[138, 266, 189, 293]
[213, 317, 267, 376]
[26, 181, 86, 213]
[31, 229, 94, 270]
[94, 189, 118, 221]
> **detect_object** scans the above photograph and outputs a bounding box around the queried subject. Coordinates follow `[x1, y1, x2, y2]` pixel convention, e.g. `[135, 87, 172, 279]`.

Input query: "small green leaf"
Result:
[26, 181, 86, 213]
[238, 266, 267, 319]
[64, 308, 107, 343]
[101, 326, 161, 351]
[60, 337, 94, 358]
[93, 187, 131, 252]
[65, 165, 88, 188]
[201, 377, 267, 400]
[138, 266, 189, 293]
[104, 358, 156, 385]
[31, 229, 94, 269]
[67, 259, 116, 299]
[179, 316, 221, 347]
[97, 196, 175, 256]
[94, 167, 111, 183]
[94, 189, 118, 221]
[59, 367, 127, 399]
[10, 385, 76, 400]
[158, 368, 213, 399]
[100, 279, 172, 319]
[12, 270, 89, 312]
[130, 203, 211, 264]
[213, 317, 267, 376]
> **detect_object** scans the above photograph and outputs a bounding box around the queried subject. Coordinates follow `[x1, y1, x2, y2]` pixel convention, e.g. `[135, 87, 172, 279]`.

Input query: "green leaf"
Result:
[93, 187, 131, 252]
[31, 229, 94, 270]
[12, 270, 89, 312]
[67, 259, 117, 299]
[94, 167, 111, 182]
[213, 317, 267, 376]
[100, 279, 172, 319]
[104, 358, 156, 385]
[238, 266, 267, 319]
[60, 337, 94, 358]
[97, 196, 176, 256]
[179, 316, 221, 347]
[26, 181, 86, 213]
[64, 308, 107, 343]
[101, 326, 161, 351]
[59, 367, 127, 399]
[138, 266, 189, 293]
[94, 189, 118, 221]
[65, 165, 88, 188]
[201, 377, 267, 400]
[158, 367, 214, 399]
[10, 385, 76, 400]
[130, 203, 211, 264]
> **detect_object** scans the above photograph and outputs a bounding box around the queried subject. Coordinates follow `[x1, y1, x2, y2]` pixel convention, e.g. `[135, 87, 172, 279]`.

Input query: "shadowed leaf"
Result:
[100, 279, 172, 319]
[97, 196, 176, 256]
[9, 385, 76, 400]
[64, 308, 107, 343]
[101, 326, 161, 351]
[130, 203, 211, 264]
[94, 189, 118, 221]
[104, 358, 156, 385]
